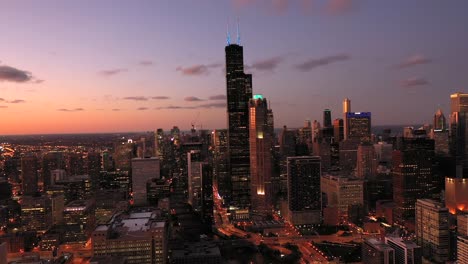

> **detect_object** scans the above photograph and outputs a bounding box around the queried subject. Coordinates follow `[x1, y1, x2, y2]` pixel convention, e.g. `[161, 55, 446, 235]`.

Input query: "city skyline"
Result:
[1, 0, 467, 134]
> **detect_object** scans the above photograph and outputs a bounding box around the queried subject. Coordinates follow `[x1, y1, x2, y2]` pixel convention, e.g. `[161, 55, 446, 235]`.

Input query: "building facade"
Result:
[131, 157, 160, 205]
[225, 42, 253, 211]
[415, 199, 450, 263]
[92, 210, 167, 264]
[249, 95, 274, 214]
[286, 156, 321, 225]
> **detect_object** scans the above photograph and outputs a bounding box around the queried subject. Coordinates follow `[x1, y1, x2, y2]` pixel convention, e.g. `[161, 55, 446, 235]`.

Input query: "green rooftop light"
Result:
[253, 94, 263, 100]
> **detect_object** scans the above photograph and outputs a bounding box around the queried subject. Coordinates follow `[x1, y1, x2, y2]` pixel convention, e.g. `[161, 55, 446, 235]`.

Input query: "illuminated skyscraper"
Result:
[343, 98, 351, 140]
[249, 95, 274, 214]
[212, 129, 229, 200]
[415, 199, 450, 263]
[333, 118, 344, 142]
[356, 143, 377, 180]
[434, 109, 447, 131]
[450, 92, 468, 177]
[393, 137, 435, 224]
[346, 112, 372, 142]
[225, 38, 252, 210]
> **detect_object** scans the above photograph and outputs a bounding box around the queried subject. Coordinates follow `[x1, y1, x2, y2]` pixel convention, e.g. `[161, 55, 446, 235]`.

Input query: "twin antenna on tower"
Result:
[227, 18, 241, 45]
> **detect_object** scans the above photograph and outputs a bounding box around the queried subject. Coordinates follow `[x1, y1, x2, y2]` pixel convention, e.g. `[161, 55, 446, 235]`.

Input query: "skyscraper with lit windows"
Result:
[249, 95, 274, 214]
[450, 92, 468, 177]
[225, 37, 252, 210]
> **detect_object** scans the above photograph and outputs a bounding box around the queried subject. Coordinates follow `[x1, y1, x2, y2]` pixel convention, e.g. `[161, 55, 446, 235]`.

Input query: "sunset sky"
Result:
[1, 0, 467, 134]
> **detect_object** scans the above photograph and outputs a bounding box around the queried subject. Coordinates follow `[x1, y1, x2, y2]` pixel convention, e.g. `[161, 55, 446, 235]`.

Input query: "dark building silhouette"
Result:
[450, 93, 468, 178]
[42, 152, 65, 189]
[201, 163, 214, 227]
[333, 118, 344, 142]
[393, 137, 435, 224]
[323, 109, 332, 128]
[225, 41, 252, 210]
[286, 156, 321, 225]
[21, 154, 38, 196]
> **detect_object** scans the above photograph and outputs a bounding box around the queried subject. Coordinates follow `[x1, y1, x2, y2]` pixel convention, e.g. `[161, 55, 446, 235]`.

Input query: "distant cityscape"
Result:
[1, 30, 467, 264]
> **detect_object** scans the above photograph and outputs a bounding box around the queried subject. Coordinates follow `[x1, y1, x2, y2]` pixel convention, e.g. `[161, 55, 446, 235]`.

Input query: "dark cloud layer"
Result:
[208, 94, 227, 100]
[0, 98, 27, 104]
[185, 96, 204, 102]
[401, 77, 429, 87]
[152, 96, 170, 100]
[232, 0, 356, 15]
[397, 55, 432, 69]
[176, 63, 221, 76]
[295, 54, 350, 71]
[249, 56, 284, 72]
[123, 96, 148, 101]
[124, 96, 170, 101]
[0, 65, 33, 83]
[139, 60, 154, 66]
[8, 99, 26, 104]
[327, 0, 354, 15]
[137, 107, 149, 111]
[99, 68, 128, 77]
[155, 102, 226, 110]
[57, 108, 84, 112]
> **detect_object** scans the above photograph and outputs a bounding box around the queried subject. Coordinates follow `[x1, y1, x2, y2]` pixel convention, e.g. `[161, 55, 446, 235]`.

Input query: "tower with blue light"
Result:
[224, 22, 253, 212]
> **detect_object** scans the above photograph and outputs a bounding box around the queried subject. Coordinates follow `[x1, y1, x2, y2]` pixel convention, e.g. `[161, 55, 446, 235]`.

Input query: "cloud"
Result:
[232, 0, 255, 9]
[33, 79, 45, 84]
[249, 56, 284, 72]
[112, 108, 121, 111]
[152, 96, 170, 100]
[401, 77, 429, 87]
[176, 63, 221, 76]
[185, 96, 204, 102]
[327, 0, 354, 15]
[295, 54, 350, 71]
[197, 102, 226, 109]
[0, 106, 7, 109]
[139, 60, 153, 66]
[155, 102, 226, 110]
[271, 0, 289, 14]
[137, 107, 149, 111]
[231, 0, 356, 15]
[397, 54, 432, 69]
[0, 65, 33, 83]
[155, 105, 197, 110]
[208, 94, 227, 100]
[123, 96, 148, 101]
[98, 68, 128, 77]
[8, 99, 26, 104]
[57, 108, 84, 112]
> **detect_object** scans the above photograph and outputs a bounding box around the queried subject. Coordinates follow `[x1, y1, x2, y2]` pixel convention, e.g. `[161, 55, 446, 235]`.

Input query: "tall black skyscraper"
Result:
[323, 109, 332, 128]
[225, 34, 253, 210]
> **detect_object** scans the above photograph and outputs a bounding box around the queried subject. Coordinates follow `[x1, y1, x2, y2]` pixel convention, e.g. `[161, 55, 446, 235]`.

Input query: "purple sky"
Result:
[0, 0, 467, 134]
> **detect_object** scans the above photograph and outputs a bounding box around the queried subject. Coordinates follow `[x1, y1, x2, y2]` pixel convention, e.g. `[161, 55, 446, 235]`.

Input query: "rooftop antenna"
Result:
[236, 17, 241, 45]
[226, 21, 231, 45]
